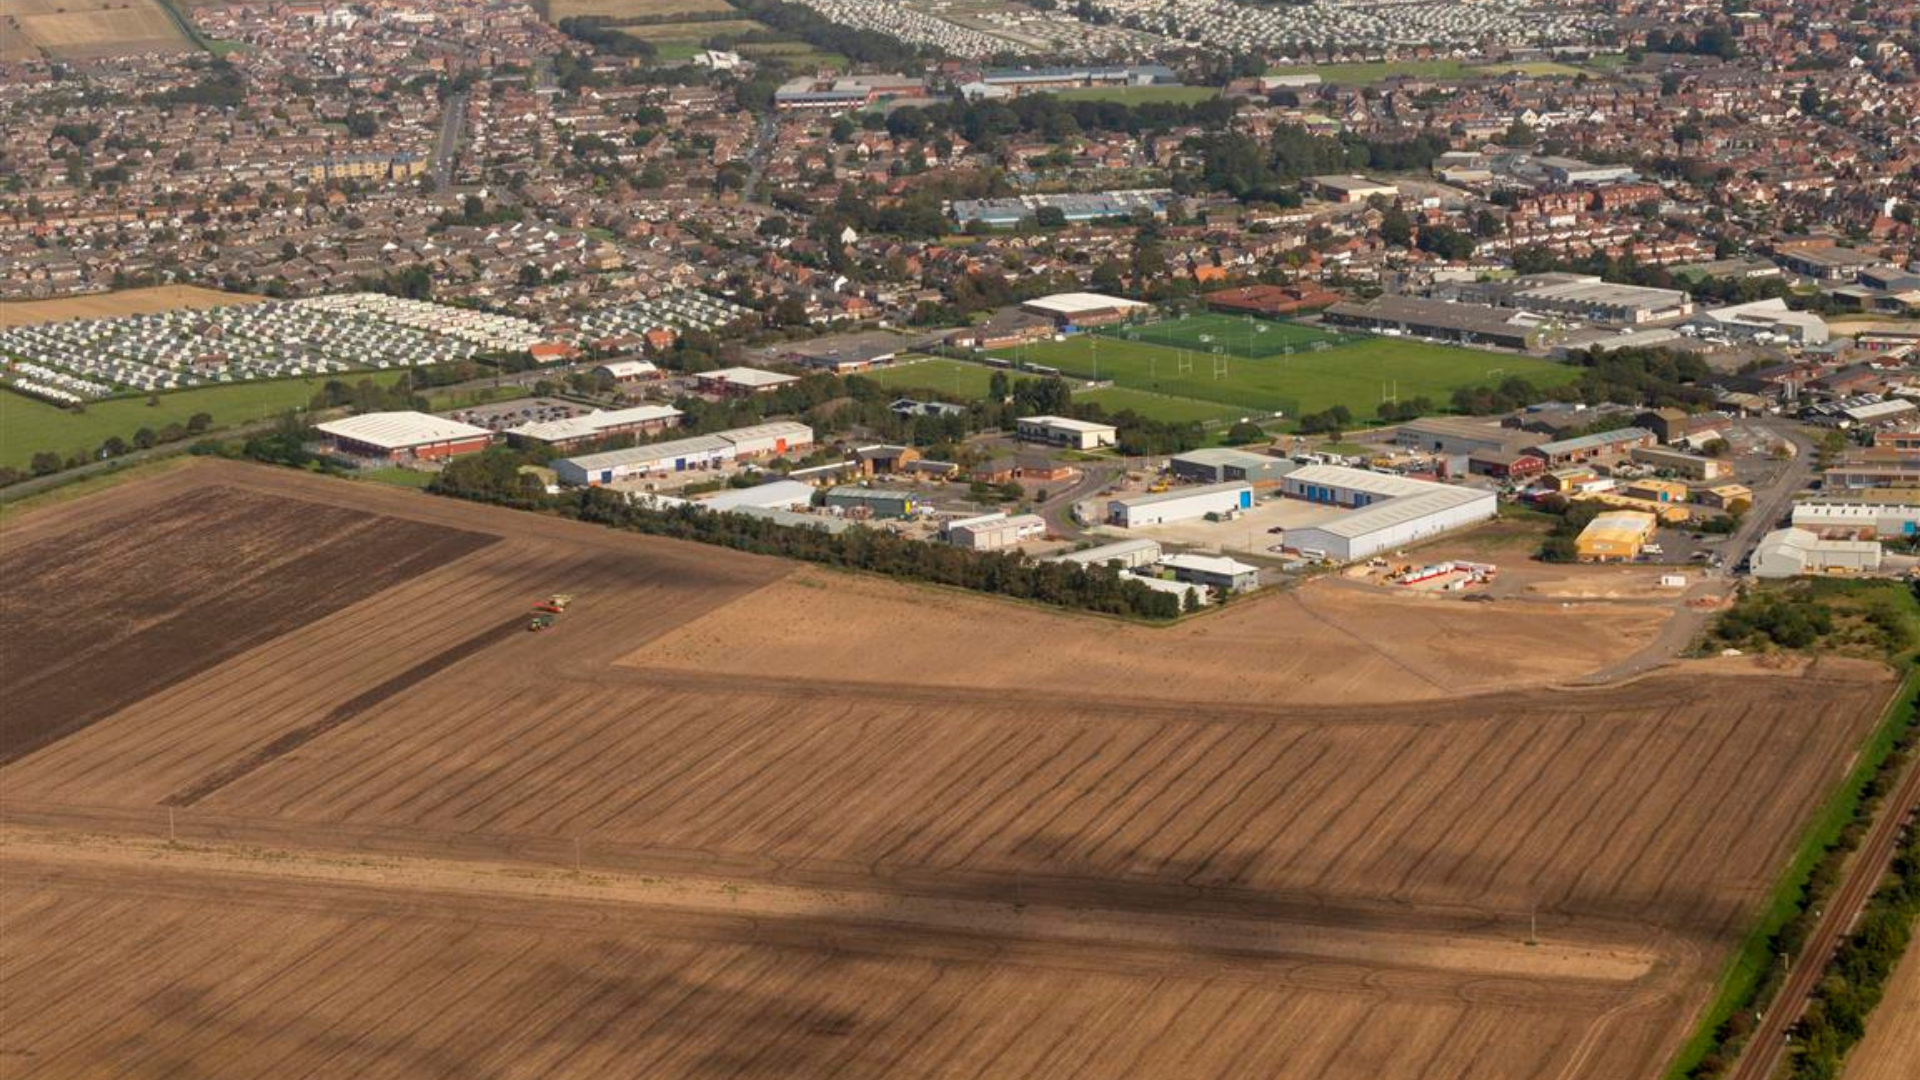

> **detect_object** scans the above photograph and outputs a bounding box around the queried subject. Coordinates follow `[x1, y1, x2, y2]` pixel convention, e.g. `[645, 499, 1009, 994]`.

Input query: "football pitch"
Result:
[990, 333, 1578, 421]
[1098, 313, 1348, 358]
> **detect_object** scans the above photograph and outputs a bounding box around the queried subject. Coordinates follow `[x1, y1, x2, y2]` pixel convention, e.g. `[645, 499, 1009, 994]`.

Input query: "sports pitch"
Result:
[991, 332, 1579, 420]
[1099, 313, 1348, 358]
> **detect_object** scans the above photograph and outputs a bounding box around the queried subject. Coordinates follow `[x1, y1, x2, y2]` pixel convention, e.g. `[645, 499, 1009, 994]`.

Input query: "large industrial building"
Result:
[1689, 298, 1829, 345]
[694, 367, 801, 397]
[1016, 415, 1118, 450]
[1046, 538, 1163, 570]
[315, 411, 494, 461]
[1791, 502, 1920, 539]
[553, 422, 813, 485]
[1508, 277, 1694, 325]
[1279, 465, 1497, 561]
[1019, 292, 1149, 329]
[824, 487, 919, 519]
[943, 511, 1047, 550]
[1574, 510, 1658, 561]
[697, 479, 817, 513]
[1525, 427, 1657, 466]
[1109, 482, 1253, 528]
[1168, 448, 1297, 484]
[950, 190, 1172, 229]
[1322, 296, 1539, 350]
[1630, 445, 1728, 480]
[1158, 553, 1260, 593]
[505, 404, 684, 451]
[1396, 416, 1545, 457]
[1752, 528, 1883, 577]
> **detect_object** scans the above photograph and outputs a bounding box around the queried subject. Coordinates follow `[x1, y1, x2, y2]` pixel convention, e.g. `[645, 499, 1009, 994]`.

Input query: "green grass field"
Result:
[0, 375, 396, 471]
[1269, 60, 1583, 86]
[1049, 86, 1220, 105]
[1099, 313, 1347, 358]
[1075, 386, 1250, 426]
[861, 357, 1002, 400]
[992, 334, 1577, 423]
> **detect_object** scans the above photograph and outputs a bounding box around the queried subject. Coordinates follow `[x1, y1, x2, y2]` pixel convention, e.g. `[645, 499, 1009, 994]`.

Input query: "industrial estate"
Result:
[5, 1, 1920, 1079]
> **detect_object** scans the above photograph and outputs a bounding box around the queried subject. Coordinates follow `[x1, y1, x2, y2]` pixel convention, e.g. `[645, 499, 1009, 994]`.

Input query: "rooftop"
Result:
[1114, 481, 1253, 507]
[699, 366, 799, 388]
[316, 411, 491, 450]
[506, 404, 682, 444]
[1159, 552, 1260, 576]
[1022, 292, 1149, 316]
[1534, 427, 1656, 455]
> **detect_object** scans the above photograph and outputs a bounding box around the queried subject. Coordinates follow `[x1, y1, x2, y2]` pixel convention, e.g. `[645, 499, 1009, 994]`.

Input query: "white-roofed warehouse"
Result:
[315, 411, 494, 461]
[1281, 465, 1496, 561]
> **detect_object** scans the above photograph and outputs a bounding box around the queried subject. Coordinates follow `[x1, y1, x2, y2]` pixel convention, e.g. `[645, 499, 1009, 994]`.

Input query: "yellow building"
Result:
[1624, 478, 1689, 504]
[1576, 490, 1692, 524]
[1700, 484, 1753, 511]
[1576, 510, 1659, 562]
[1542, 467, 1598, 493]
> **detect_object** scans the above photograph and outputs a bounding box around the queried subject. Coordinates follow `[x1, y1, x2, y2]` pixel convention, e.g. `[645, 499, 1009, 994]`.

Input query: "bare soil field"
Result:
[0, 460, 1898, 1079]
[0, 0, 192, 61]
[631, 566, 1670, 704]
[0, 485, 494, 763]
[1844, 946, 1920, 1079]
[540, 0, 736, 22]
[0, 285, 266, 327]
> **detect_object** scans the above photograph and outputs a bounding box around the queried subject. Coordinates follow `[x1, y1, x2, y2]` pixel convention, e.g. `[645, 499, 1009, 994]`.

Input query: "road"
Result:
[432, 89, 467, 191]
[740, 112, 778, 205]
[1725, 721, 1920, 1080]
[1038, 458, 1122, 539]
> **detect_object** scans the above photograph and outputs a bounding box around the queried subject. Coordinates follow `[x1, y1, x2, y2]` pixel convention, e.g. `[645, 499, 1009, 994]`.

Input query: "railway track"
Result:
[1724, 721, 1920, 1080]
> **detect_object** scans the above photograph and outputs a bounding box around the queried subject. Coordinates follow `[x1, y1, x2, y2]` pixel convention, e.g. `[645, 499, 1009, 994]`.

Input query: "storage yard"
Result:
[0, 461, 1899, 1079]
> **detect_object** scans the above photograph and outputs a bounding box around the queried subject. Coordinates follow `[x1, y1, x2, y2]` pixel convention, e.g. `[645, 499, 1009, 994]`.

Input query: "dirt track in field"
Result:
[0, 460, 1898, 1079]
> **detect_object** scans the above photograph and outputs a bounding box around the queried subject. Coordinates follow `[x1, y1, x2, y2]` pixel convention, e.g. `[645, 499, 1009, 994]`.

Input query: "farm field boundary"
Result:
[1666, 668, 1920, 1078]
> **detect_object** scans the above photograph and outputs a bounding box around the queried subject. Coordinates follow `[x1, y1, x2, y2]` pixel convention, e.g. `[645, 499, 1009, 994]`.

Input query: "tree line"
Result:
[1789, 801, 1920, 1079]
[427, 454, 1184, 620]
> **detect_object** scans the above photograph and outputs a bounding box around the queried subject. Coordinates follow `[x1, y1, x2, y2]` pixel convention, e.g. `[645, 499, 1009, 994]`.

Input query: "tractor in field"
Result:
[526, 593, 575, 631]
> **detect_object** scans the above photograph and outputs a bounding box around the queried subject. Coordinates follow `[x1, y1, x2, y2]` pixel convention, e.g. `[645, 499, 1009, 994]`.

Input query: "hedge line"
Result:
[1671, 670, 1920, 1078]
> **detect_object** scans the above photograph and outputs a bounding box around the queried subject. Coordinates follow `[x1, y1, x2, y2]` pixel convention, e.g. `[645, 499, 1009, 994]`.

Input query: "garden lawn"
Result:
[990, 335, 1578, 423]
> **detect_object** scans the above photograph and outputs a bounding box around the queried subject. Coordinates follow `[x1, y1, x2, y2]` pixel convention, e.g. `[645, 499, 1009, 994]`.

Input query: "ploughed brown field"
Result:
[0, 461, 1896, 1079]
